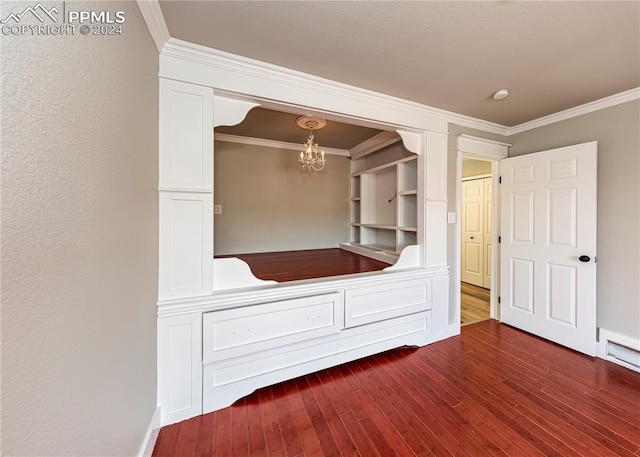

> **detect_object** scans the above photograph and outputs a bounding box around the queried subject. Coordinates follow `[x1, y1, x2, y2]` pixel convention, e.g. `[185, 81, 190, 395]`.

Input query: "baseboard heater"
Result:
[599, 329, 640, 373]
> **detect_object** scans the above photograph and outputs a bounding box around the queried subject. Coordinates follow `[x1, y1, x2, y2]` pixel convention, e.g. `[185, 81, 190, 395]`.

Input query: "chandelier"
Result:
[296, 116, 327, 172]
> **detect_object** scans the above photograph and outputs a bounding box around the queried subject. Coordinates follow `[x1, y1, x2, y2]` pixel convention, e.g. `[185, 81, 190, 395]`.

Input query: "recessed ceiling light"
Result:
[492, 89, 509, 101]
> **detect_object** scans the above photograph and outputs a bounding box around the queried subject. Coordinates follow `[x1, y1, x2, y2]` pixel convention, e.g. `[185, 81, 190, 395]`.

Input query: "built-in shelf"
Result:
[348, 147, 419, 262]
[357, 243, 396, 252]
[351, 155, 417, 178]
[362, 224, 396, 230]
[340, 241, 400, 263]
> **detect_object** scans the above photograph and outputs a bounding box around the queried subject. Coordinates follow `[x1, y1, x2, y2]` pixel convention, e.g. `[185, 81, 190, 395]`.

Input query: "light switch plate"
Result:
[214, 205, 222, 215]
[447, 212, 456, 224]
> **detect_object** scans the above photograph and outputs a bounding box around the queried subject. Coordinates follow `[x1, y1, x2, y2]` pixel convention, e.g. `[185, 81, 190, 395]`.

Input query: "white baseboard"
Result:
[597, 328, 640, 373]
[138, 407, 162, 457]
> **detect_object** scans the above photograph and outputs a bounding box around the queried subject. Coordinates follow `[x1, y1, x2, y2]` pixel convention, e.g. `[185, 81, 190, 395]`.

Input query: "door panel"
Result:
[511, 258, 534, 312]
[500, 142, 597, 356]
[547, 263, 577, 325]
[548, 189, 577, 246]
[465, 243, 482, 273]
[511, 192, 534, 243]
[462, 180, 484, 286]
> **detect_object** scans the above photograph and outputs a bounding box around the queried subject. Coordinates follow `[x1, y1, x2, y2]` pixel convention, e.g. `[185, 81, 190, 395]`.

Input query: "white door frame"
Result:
[455, 135, 511, 324]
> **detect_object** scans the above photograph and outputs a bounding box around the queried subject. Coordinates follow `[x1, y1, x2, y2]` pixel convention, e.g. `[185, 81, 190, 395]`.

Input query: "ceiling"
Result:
[159, 1, 639, 129]
[215, 108, 382, 150]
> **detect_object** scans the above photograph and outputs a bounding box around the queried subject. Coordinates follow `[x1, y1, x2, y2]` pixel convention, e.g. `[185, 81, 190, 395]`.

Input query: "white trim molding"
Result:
[213, 96, 260, 128]
[457, 134, 510, 159]
[508, 87, 640, 135]
[159, 38, 507, 136]
[214, 133, 351, 157]
[137, 407, 161, 457]
[397, 130, 424, 155]
[349, 131, 401, 160]
[136, 0, 170, 52]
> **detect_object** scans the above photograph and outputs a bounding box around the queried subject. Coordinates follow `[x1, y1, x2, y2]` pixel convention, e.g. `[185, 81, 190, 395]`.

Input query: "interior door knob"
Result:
[579, 255, 591, 262]
[470, 236, 474, 239]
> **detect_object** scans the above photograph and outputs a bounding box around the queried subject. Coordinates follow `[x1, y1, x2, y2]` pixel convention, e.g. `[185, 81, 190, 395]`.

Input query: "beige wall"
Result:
[462, 158, 492, 178]
[1, 2, 159, 456]
[508, 100, 640, 340]
[448, 104, 640, 342]
[214, 141, 350, 255]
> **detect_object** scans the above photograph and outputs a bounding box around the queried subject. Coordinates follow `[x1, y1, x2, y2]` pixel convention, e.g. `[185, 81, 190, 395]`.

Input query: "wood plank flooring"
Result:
[152, 320, 640, 457]
[461, 282, 491, 325]
[216, 248, 389, 282]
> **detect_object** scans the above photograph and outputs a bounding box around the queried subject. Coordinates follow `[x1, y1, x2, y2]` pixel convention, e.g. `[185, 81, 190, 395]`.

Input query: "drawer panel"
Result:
[203, 292, 343, 363]
[345, 278, 430, 328]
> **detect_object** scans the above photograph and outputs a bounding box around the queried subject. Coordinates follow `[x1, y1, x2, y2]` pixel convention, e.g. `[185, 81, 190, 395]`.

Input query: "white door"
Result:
[461, 179, 484, 287]
[500, 142, 597, 356]
[483, 178, 492, 289]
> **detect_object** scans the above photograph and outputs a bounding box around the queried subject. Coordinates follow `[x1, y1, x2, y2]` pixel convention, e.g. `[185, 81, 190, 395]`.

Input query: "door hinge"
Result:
[498, 296, 501, 304]
[499, 176, 502, 184]
[498, 236, 501, 244]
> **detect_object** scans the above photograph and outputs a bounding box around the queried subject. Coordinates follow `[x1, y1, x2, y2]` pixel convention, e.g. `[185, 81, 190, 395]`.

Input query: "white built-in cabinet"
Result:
[156, 40, 456, 428]
[348, 156, 418, 261]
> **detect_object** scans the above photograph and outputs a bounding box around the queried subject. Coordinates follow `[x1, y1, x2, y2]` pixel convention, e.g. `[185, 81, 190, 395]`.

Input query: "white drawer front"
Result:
[345, 278, 430, 328]
[203, 292, 343, 363]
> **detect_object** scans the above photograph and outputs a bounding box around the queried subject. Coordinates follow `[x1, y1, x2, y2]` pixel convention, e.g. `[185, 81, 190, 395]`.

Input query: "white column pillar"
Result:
[424, 131, 450, 338]
[158, 78, 214, 301]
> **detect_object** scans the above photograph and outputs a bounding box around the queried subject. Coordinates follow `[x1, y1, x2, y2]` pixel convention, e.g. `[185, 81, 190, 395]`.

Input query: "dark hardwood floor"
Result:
[216, 248, 389, 282]
[152, 320, 640, 457]
[461, 282, 491, 325]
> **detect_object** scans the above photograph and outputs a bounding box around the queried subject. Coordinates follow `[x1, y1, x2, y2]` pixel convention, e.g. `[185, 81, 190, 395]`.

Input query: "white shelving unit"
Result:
[342, 155, 419, 263]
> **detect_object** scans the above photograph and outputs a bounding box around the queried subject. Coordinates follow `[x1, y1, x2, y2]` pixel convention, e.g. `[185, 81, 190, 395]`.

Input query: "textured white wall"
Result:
[1, 2, 159, 456]
[214, 141, 350, 255]
[508, 100, 640, 341]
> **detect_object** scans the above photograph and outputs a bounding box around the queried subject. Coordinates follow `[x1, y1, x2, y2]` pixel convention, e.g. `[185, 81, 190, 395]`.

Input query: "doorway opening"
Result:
[455, 134, 510, 331]
[460, 158, 493, 325]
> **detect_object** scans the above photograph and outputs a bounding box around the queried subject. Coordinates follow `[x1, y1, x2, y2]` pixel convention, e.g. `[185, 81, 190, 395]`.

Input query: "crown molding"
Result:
[148, 11, 637, 140]
[214, 133, 351, 157]
[160, 38, 510, 136]
[507, 87, 640, 135]
[137, 0, 170, 53]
